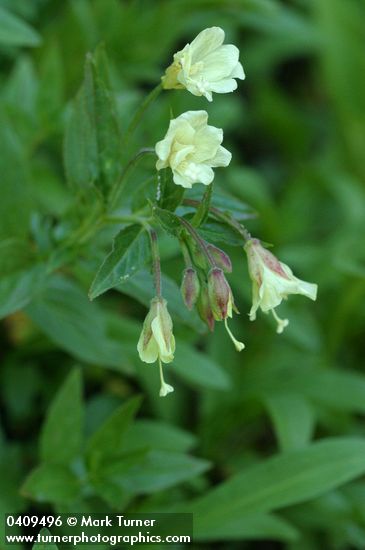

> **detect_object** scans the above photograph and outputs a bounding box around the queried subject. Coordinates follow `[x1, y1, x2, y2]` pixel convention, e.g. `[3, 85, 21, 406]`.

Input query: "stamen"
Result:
[224, 318, 245, 352]
[158, 358, 174, 397]
[272, 309, 289, 334]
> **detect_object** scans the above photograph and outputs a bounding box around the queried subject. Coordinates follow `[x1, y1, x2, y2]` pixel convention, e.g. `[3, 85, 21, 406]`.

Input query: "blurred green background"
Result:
[1, 1, 365, 549]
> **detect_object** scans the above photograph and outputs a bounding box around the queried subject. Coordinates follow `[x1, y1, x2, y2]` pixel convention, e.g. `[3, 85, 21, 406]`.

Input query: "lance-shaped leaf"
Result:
[192, 437, 365, 531]
[0, 6, 41, 47]
[64, 48, 121, 195]
[21, 464, 81, 505]
[89, 224, 150, 300]
[40, 370, 84, 465]
[87, 396, 142, 470]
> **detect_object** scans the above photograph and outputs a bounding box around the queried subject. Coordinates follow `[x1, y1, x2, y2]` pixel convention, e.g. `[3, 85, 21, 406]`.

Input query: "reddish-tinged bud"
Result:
[181, 268, 200, 310]
[190, 241, 208, 270]
[206, 244, 232, 273]
[197, 284, 215, 331]
[207, 268, 232, 321]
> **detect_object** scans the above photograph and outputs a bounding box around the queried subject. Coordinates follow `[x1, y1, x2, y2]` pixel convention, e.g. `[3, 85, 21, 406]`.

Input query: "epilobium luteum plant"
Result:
[80, 27, 318, 396]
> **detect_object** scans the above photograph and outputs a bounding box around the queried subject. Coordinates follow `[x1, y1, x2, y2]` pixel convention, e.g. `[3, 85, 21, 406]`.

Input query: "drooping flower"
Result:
[181, 267, 200, 310]
[244, 239, 318, 333]
[207, 268, 245, 351]
[155, 110, 231, 188]
[162, 26, 245, 102]
[137, 297, 175, 396]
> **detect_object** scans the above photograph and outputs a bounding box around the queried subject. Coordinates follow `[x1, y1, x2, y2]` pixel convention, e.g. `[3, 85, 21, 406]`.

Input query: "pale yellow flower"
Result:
[162, 26, 245, 101]
[137, 297, 175, 363]
[137, 297, 175, 396]
[155, 110, 231, 188]
[244, 239, 318, 333]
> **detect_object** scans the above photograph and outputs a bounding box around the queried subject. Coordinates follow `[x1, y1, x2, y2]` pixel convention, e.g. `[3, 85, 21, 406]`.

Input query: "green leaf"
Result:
[173, 342, 231, 391]
[119, 269, 204, 331]
[186, 187, 254, 221]
[21, 464, 80, 504]
[263, 392, 315, 451]
[40, 370, 84, 465]
[26, 276, 134, 373]
[240, 358, 365, 414]
[192, 438, 365, 530]
[103, 450, 210, 495]
[158, 168, 184, 212]
[199, 221, 245, 246]
[152, 206, 183, 237]
[0, 264, 47, 320]
[0, 6, 41, 47]
[89, 224, 149, 300]
[124, 420, 196, 453]
[64, 49, 121, 194]
[33, 528, 59, 550]
[0, 110, 33, 240]
[87, 397, 142, 469]
[195, 512, 299, 542]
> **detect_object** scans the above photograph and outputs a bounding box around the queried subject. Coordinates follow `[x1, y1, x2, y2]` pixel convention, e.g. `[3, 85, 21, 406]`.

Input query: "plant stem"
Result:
[179, 238, 193, 268]
[178, 217, 216, 267]
[123, 82, 163, 146]
[149, 229, 162, 297]
[183, 198, 251, 242]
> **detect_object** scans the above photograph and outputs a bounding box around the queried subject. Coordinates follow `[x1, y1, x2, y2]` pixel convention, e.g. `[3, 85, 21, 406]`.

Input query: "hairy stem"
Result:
[149, 229, 162, 297]
[178, 217, 216, 267]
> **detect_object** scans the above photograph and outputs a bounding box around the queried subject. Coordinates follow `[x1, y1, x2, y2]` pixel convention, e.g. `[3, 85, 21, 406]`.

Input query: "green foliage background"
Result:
[1, 0, 365, 548]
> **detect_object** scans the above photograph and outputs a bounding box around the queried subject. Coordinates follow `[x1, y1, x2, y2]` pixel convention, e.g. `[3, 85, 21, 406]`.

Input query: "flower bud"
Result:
[189, 240, 208, 271]
[207, 267, 232, 321]
[206, 243, 232, 272]
[196, 283, 215, 331]
[181, 268, 200, 310]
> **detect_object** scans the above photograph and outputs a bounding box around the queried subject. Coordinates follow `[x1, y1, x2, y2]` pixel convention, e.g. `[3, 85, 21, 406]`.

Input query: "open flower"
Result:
[137, 297, 175, 396]
[244, 239, 318, 333]
[155, 110, 231, 188]
[162, 26, 245, 101]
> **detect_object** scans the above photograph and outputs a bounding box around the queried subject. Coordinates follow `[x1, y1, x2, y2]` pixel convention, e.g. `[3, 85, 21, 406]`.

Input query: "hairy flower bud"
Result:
[196, 283, 215, 332]
[207, 267, 232, 320]
[181, 268, 200, 310]
[206, 243, 232, 272]
[244, 238, 318, 333]
[207, 268, 244, 351]
[189, 241, 208, 270]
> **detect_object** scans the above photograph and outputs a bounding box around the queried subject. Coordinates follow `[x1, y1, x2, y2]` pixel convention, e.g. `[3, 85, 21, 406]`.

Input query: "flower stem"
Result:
[123, 83, 163, 146]
[149, 229, 162, 297]
[178, 217, 216, 267]
[183, 198, 251, 242]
